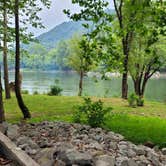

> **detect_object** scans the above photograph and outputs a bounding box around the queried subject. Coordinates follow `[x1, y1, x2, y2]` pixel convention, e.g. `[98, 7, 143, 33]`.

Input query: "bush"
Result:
[21, 90, 29, 94]
[48, 85, 63, 96]
[128, 93, 144, 107]
[128, 93, 138, 107]
[137, 97, 144, 106]
[73, 98, 112, 127]
[33, 91, 39, 95]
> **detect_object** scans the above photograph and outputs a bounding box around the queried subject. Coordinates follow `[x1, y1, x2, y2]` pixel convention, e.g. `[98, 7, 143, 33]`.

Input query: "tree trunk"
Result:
[141, 77, 148, 98]
[3, 2, 11, 99]
[122, 40, 129, 99]
[78, 70, 84, 96]
[0, 66, 5, 123]
[15, 0, 31, 119]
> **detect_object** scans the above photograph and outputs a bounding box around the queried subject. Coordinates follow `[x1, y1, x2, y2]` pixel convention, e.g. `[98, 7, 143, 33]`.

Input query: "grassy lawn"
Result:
[3, 94, 166, 147]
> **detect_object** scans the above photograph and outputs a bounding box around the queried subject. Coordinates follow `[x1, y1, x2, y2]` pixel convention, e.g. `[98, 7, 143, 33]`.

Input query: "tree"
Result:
[67, 35, 97, 96]
[55, 40, 70, 70]
[13, 0, 51, 119]
[129, 1, 166, 98]
[14, 0, 31, 119]
[26, 43, 47, 69]
[0, 66, 5, 123]
[0, 0, 11, 99]
[130, 36, 166, 98]
[65, 0, 140, 98]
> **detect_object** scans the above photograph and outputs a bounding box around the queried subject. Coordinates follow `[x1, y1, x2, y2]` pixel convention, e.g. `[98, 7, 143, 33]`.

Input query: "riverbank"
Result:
[3, 94, 166, 147]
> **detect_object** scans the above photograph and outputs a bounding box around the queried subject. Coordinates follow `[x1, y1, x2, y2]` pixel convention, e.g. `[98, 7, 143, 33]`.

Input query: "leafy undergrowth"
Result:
[3, 94, 166, 147]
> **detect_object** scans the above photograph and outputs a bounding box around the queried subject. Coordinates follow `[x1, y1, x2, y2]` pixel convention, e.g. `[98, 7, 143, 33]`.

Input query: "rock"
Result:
[38, 137, 50, 148]
[6, 122, 166, 166]
[17, 136, 39, 149]
[35, 148, 55, 166]
[56, 148, 93, 165]
[16, 136, 30, 145]
[128, 159, 138, 166]
[127, 149, 136, 157]
[162, 148, 166, 155]
[116, 157, 129, 166]
[0, 122, 8, 134]
[6, 124, 19, 140]
[144, 141, 155, 148]
[109, 142, 117, 150]
[18, 143, 29, 150]
[95, 155, 115, 166]
[147, 150, 160, 166]
[54, 160, 66, 166]
[134, 146, 146, 156]
[137, 155, 150, 166]
[88, 142, 103, 150]
[25, 146, 38, 155]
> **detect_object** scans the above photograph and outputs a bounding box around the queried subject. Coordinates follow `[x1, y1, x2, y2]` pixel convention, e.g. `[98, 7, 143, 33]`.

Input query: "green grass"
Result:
[3, 94, 166, 147]
[105, 114, 166, 147]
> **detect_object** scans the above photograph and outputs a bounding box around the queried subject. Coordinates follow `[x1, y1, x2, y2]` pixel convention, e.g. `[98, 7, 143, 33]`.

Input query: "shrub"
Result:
[128, 93, 138, 107]
[73, 109, 82, 123]
[128, 93, 144, 107]
[21, 90, 29, 94]
[33, 91, 39, 95]
[48, 85, 63, 96]
[137, 97, 144, 106]
[73, 98, 112, 127]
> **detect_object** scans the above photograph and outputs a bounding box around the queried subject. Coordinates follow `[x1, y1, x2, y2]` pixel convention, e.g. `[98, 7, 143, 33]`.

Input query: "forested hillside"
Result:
[37, 21, 85, 49]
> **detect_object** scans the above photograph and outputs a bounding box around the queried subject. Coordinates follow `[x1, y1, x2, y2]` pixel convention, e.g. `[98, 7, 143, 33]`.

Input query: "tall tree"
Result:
[129, 0, 166, 99]
[0, 66, 5, 123]
[67, 35, 97, 96]
[15, 0, 31, 119]
[2, 0, 11, 99]
[64, 0, 137, 99]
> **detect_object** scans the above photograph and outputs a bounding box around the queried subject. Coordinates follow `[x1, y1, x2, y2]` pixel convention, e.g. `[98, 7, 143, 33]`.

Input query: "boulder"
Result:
[162, 148, 166, 155]
[56, 148, 93, 165]
[0, 122, 8, 134]
[35, 148, 56, 166]
[6, 124, 19, 140]
[95, 155, 115, 166]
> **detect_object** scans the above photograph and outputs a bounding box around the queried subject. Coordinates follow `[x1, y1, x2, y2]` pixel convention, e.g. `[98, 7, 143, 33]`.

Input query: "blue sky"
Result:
[31, 0, 114, 36]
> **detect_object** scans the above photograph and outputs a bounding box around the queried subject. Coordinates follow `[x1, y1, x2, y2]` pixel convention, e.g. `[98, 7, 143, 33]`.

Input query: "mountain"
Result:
[37, 9, 115, 49]
[37, 21, 86, 49]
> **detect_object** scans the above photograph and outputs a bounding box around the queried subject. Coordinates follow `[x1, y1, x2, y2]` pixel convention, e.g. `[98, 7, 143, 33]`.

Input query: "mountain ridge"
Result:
[37, 21, 86, 49]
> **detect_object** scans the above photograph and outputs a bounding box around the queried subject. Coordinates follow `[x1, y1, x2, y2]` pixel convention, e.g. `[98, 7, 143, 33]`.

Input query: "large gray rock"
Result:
[116, 157, 129, 166]
[35, 148, 56, 166]
[162, 148, 166, 155]
[0, 122, 8, 134]
[56, 148, 93, 165]
[17, 136, 39, 149]
[134, 146, 146, 156]
[128, 159, 138, 166]
[7, 125, 19, 140]
[95, 155, 115, 166]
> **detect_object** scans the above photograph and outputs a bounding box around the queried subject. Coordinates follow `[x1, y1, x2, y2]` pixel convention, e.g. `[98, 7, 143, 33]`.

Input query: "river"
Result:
[8, 71, 166, 102]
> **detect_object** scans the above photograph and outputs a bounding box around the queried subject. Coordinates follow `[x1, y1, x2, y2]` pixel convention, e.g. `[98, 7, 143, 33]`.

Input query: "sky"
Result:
[30, 0, 114, 36]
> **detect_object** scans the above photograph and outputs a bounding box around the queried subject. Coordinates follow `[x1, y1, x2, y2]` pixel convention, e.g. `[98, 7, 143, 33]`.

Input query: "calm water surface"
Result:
[8, 71, 166, 102]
